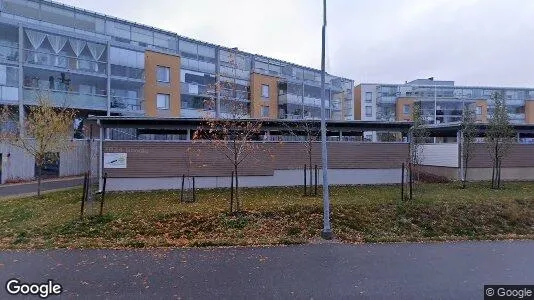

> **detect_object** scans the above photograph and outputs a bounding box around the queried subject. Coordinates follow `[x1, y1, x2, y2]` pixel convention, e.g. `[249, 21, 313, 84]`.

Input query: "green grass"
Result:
[1, 182, 534, 249]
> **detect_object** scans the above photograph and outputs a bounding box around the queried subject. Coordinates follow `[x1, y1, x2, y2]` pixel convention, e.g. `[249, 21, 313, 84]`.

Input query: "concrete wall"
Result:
[466, 167, 534, 181]
[106, 168, 404, 191]
[420, 143, 459, 167]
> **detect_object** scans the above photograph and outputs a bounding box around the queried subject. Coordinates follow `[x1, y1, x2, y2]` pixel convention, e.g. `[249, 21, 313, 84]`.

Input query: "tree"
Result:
[460, 103, 477, 189]
[281, 119, 320, 195]
[486, 92, 516, 189]
[409, 102, 429, 181]
[193, 78, 263, 213]
[0, 92, 76, 196]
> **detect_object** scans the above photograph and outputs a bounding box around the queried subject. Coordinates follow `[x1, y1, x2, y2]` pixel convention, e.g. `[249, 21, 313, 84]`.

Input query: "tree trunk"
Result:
[235, 164, 239, 212]
[462, 155, 468, 189]
[37, 164, 42, 197]
[497, 158, 502, 189]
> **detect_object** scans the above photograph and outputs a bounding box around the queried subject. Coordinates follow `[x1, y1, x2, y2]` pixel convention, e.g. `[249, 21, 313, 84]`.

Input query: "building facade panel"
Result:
[144, 50, 180, 117]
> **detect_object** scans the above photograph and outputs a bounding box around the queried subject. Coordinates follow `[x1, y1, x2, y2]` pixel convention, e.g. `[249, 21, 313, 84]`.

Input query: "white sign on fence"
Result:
[104, 153, 127, 169]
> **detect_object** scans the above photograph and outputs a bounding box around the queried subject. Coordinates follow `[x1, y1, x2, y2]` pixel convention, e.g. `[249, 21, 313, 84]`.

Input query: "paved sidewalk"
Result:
[1, 241, 533, 299]
[0, 177, 83, 198]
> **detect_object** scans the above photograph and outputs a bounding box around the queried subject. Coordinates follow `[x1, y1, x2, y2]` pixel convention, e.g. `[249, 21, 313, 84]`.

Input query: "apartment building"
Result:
[355, 78, 534, 125]
[0, 0, 355, 131]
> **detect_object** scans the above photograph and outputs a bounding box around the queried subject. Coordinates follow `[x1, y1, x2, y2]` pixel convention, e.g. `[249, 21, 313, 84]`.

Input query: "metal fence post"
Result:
[401, 163, 405, 202]
[304, 165, 307, 196]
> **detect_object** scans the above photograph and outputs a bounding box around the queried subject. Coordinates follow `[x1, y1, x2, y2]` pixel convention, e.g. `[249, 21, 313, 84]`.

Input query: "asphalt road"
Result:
[0, 178, 83, 198]
[1, 241, 533, 299]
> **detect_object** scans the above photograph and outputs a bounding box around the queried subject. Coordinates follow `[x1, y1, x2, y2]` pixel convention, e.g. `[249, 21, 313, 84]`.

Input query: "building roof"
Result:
[87, 116, 413, 132]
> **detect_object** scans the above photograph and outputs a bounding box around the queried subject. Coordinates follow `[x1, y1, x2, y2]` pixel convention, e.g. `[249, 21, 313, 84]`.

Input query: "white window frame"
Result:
[476, 106, 482, 115]
[365, 92, 372, 103]
[157, 66, 170, 83]
[261, 106, 270, 117]
[403, 104, 410, 115]
[157, 93, 170, 110]
[365, 106, 372, 117]
[261, 84, 269, 99]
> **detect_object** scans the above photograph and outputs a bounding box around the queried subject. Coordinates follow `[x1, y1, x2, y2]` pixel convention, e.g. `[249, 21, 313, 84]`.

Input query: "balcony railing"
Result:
[0, 85, 19, 103]
[181, 82, 216, 97]
[23, 87, 107, 111]
[24, 49, 107, 75]
[0, 43, 18, 63]
[110, 96, 143, 112]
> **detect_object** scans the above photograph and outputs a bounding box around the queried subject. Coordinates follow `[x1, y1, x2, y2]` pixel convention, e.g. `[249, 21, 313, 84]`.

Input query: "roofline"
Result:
[357, 82, 534, 90]
[25, 0, 352, 82]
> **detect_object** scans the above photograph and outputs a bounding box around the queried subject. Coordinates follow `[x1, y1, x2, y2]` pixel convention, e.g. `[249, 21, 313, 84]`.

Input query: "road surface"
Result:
[0, 241, 533, 299]
[0, 177, 83, 198]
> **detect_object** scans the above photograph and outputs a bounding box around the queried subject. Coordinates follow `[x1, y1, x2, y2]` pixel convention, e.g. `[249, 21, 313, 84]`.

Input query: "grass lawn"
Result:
[1, 182, 534, 249]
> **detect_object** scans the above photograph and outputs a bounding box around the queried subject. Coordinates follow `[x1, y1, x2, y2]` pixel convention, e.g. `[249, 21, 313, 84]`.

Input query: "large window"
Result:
[157, 66, 170, 83]
[365, 106, 372, 117]
[365, 92, 372, 103]
[157, 93, 170, 110]
[261, 106, 269, 117]
[476, 106, 482, 115]
[403, 104, 411, 115]
[261, 84, 269, 98]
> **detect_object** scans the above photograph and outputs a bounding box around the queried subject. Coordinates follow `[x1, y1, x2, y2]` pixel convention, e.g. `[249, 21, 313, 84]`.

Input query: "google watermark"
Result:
[5, 279, 62, 298]
[485, 285, 534, 299]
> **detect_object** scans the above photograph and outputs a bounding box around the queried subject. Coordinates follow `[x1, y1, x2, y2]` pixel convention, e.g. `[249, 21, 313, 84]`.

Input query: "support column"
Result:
[186, 129, 191, 141]
[106, 41, 111, 116]
[18, 25, 24, 137]
[215, 47, 221, 117]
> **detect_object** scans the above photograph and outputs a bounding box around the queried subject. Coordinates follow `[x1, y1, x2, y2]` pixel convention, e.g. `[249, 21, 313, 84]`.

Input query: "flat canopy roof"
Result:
[86, 116, 414, 133]
[423, 123, 534, 137]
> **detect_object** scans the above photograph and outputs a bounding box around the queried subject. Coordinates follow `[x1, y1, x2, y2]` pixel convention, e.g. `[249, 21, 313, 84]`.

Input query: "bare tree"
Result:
[193, 73, 263, 213]
[0, 91, 76, 196]
[280, 119, 320, 193]
[409, 102, 429, 180]
[460, 103, 477, 189]
[486, 92, 515, 189]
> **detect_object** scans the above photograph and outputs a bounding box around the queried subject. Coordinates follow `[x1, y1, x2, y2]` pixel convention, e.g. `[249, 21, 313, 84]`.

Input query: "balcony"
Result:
[0, 42, 18, 63]
[0, 85, 19, 104]
[23, 87, 107, 111]
[24, 49, 107, 76]
[181, 82, 215, 97]
[110, 96, 144, 113]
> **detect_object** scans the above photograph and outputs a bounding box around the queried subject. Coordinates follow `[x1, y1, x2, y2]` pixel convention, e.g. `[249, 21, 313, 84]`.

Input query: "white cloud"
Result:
[58, 0, 534, 87]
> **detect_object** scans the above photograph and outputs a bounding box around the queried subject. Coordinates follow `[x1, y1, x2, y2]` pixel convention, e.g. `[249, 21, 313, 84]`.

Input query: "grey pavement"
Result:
[1, 241, 533, 299]
[0, 177, 83, 198]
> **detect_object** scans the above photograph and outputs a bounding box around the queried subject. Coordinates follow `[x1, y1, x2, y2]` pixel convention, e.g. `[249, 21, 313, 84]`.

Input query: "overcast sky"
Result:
[58, 0, 534, 87]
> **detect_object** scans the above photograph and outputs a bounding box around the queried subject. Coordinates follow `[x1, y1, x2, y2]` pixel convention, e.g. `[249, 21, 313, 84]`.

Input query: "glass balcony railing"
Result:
[0, 85, 19, 103]
[181, 82, 216, 97]
[0, 43, 19, 63]
[110, 96, 143, 111]
[24, 49, 107, 75]
[23, 87, 107, 111]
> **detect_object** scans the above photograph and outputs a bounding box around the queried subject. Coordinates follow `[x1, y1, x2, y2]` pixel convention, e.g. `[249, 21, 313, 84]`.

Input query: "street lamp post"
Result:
[320, 0, 332, 240]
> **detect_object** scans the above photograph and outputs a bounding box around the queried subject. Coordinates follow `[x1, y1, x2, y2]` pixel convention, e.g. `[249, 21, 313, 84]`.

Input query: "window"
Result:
[157, 66, 170, 83]
[403, 104, 411, 115]
[476, 106, 482, 115]
[261, 106, 270, 117]
[365, 92, 372, 103]
[261, 84, 269, 98]
[365, 106, 372, 117]
[157, 93, 170, 110]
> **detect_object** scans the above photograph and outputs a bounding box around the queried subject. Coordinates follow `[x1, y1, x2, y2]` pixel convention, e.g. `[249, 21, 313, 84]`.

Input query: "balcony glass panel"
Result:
[24, 49, 106, 75]
[23, 87, 107, 111]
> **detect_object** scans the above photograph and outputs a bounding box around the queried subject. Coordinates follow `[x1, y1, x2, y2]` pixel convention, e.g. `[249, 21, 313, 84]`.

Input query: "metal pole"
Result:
[401, 163, 405, 202]
[100, 173, 107, 216]
[320, 0, 332, 240]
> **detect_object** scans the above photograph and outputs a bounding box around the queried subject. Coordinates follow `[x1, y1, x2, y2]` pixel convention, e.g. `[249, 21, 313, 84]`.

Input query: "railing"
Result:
[181, 82, 216, 97]
[24, 49, 107, 75]
[0, 43, 18, 63]
[22, 87, 107, 111]
[0, 85, 19, 103]
[110, 96, 143, 111]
